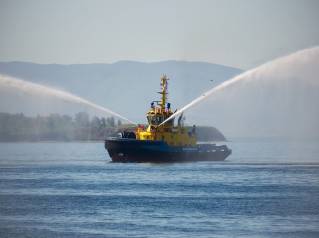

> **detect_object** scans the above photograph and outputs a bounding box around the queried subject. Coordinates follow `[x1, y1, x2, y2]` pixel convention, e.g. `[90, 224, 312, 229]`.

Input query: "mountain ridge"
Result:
[0, 61, 242, 122]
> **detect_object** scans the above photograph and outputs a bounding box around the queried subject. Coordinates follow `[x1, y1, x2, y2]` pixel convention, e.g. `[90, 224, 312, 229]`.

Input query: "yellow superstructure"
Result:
[135, 75, 197, 146]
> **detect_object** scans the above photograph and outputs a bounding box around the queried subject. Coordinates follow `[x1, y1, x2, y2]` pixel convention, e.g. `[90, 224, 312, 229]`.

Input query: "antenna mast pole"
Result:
[160, 75, 169, 110]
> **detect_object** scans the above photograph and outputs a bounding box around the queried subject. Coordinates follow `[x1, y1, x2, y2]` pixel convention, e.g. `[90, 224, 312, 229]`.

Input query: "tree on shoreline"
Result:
[0, 112, 119, 141]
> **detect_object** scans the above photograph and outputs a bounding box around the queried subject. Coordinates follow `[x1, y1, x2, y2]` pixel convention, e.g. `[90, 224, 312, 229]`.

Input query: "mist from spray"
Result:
[160, 46, 319, 138]
[0, 75, 136, 125]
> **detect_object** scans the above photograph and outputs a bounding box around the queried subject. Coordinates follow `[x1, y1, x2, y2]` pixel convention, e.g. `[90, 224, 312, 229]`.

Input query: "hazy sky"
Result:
[1, 0, 318, 69]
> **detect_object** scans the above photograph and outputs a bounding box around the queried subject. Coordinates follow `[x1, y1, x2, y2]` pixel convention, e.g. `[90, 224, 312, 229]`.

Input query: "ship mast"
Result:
[160, 75, 169, 110]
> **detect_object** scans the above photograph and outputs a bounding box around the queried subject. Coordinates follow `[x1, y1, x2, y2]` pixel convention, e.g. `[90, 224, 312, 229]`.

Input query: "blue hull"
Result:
[105, 138, 231, 163]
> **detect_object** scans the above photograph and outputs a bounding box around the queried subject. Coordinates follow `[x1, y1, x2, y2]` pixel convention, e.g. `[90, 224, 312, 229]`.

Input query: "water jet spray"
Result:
[159, 46, 319, 129]
[0, 75, 136, 125]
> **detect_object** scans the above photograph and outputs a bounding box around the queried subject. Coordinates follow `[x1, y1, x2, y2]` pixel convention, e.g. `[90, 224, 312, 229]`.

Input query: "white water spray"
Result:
[159, 47, 319, 136]
[0, 75, 136, 125]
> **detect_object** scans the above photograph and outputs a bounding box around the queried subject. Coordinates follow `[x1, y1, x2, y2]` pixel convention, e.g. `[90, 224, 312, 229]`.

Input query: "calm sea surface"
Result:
[0, 139, 319, 238]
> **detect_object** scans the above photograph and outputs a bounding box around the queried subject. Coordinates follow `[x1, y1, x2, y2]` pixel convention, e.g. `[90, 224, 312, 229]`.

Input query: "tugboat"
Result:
[105, 75, 231, 162]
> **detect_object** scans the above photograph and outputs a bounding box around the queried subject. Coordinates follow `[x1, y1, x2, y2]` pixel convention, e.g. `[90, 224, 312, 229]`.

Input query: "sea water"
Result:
[0, 139, 319, 238]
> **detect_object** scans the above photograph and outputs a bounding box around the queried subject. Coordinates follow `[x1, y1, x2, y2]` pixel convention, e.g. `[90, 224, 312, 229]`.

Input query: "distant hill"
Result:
[0, 61, 242, 122]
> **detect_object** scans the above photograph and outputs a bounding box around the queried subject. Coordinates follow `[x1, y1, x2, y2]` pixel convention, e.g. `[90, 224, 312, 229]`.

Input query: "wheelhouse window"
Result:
[147, 115, 164, 125]
[147, 114, 174, 126]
